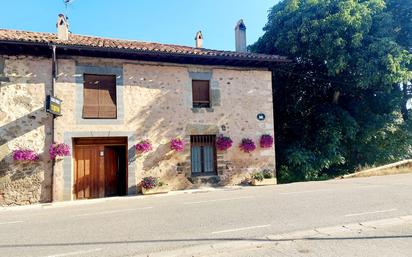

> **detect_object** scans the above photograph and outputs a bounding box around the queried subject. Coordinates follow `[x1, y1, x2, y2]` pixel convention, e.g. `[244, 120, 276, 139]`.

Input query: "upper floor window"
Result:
[192, 80, 210, 108]
[83, 74, 117, 119]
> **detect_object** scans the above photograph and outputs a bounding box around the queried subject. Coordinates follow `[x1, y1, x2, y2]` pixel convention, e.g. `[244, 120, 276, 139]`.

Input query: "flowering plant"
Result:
[49, 143, 70, 160]
[260, 134, 274, 148]
[135, 140, 152, 154]
[170, 138, 185, 152]
[239, 138, 256, 153]
[140, 176, 160, 189]
[12, 149, 40, 161]
[216, 135, 233, 151]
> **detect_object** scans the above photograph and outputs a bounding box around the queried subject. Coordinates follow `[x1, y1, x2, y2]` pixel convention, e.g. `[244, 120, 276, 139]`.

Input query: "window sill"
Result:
[191, 172, 218, 177]
[191, 107, 214, 113]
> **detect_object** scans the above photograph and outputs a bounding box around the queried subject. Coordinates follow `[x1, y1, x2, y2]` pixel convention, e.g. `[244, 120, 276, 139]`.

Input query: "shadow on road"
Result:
[1, 235, 411, 248]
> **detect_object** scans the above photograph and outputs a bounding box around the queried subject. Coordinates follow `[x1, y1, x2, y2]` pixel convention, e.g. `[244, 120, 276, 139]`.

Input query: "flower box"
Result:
[251, 178, 277, 186]
[141, 186, 169, 195]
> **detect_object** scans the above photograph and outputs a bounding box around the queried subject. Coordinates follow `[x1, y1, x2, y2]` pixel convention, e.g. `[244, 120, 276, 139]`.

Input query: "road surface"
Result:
[1, 174, 411, 256]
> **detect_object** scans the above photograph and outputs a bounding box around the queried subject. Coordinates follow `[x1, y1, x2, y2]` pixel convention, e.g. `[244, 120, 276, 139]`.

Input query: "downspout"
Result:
[50, 44, 57, 202]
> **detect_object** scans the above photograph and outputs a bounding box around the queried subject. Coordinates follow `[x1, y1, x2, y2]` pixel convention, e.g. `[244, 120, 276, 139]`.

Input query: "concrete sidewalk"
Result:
[0, 186, 244, 212]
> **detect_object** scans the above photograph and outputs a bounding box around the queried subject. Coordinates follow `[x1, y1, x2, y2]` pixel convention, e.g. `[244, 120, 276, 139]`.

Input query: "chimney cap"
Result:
[235, 19, 246, 30]
[195, 31, 203, 40]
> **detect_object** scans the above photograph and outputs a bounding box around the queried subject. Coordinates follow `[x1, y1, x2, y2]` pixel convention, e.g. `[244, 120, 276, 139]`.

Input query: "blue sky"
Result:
[0, 0, 278, 51]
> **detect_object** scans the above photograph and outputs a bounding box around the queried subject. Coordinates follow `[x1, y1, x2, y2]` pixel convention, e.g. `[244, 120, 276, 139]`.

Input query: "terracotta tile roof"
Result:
[0, 29, 288, 63]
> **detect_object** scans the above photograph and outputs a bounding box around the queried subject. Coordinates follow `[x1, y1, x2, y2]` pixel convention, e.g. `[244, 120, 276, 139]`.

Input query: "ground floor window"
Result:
[191, 135, 217, 176]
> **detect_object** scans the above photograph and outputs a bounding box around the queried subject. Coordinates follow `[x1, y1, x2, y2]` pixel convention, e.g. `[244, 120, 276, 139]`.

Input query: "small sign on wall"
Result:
[46, 95, 62, 116]
[257, 113, 266, 121]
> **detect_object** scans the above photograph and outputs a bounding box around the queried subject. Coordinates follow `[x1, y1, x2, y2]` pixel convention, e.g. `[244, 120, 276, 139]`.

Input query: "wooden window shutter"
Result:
[192, 80, 210, 108]
[98, 75, 117, 118]
[82, 74, 117, 119]
[83, 74, 100, 118]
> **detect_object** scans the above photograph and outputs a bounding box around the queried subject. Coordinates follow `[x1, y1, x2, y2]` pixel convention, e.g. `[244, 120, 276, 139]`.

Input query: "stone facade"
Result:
[0, 54, 276, 205]
[0, 55, 53, 205]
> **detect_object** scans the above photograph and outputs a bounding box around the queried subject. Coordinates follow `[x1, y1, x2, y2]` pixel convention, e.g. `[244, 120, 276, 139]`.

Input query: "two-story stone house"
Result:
[0, 15, 288, 205]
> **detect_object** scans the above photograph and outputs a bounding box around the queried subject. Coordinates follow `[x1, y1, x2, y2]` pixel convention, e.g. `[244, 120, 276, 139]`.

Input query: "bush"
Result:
[140, 176, 159, 189]
[252, 172, 264, 181]
[262, 169, 273, 179]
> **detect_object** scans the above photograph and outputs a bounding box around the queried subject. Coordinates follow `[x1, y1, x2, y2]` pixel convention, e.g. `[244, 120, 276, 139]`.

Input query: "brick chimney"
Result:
[235, 19, 247, 52]
[195, 31, 203, 48]
[56, 14, 69, 40]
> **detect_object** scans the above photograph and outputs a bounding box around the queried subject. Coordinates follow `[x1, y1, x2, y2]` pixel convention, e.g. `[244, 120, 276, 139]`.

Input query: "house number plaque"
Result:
[257, 113, 266, 121]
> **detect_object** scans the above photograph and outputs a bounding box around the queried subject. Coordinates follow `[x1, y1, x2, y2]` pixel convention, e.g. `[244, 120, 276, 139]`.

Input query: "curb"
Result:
[0, 186, 243, 212]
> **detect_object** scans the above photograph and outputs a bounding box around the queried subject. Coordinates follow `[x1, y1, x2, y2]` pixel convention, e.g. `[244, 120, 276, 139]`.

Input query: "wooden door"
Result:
[74, 145, 105, 199]
[105, 147, 118, 197]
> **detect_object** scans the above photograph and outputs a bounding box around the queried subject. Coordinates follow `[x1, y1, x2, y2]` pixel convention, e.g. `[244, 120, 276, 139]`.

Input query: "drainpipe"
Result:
[50, 44, 57, 201]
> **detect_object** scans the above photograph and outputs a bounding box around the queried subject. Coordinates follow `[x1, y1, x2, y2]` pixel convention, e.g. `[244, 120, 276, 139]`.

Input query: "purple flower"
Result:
[170, 138, 185, 152]
[239, 138, 256, 153]
[135, 140, 152, 154]
[141, 176, 159, 189]
[12, 149, 40, 161]
[260, 134, 274, 148]
[216, 135, 233, 151]
[49, 143, 70, 160]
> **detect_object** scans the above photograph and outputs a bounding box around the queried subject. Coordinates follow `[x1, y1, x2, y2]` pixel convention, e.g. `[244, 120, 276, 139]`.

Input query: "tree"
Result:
[250, 0, 412, 183]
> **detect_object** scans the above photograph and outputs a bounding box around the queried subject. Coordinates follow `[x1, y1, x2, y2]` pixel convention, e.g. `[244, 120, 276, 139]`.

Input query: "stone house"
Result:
[0, 15, 288, 205]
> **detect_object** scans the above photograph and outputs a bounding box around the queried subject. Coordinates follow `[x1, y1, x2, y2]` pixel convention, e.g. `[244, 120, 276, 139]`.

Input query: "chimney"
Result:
[56, 14, 69, 40]
[235, 19, 247, 52]
[195, 31, 203, 48]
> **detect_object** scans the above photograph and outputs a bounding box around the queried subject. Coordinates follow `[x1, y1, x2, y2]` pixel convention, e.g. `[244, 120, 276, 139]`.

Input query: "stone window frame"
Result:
[62, 131, 137, 201]
[183, 124, 225, 178]
[75, 65, 124, 125]
[188, 71, 221, 112]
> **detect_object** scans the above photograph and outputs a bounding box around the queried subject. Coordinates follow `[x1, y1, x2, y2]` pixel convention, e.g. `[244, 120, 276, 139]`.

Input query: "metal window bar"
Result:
[190, 135, 217, 175]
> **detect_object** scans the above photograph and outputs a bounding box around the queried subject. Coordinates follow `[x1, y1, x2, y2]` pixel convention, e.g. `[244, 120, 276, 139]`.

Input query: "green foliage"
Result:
[251, 0, 412, 183]
[263, 169, 274, 179]
[252, 172, 265, 181]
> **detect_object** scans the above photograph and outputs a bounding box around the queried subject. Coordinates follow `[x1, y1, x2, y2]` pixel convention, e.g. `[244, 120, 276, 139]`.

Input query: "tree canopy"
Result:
[250, 0, 412, 182]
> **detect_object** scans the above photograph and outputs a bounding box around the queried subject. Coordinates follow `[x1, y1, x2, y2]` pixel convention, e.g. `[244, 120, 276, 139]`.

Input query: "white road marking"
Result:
[72, 207, 153, 217]
[183, 196, 253, 205]
[345, 208, 397, 217]
[279, 189, 332, 195]
[43, 248, 102, 257]
[0, 221, 23, 225]
[212, 224, 271, 234]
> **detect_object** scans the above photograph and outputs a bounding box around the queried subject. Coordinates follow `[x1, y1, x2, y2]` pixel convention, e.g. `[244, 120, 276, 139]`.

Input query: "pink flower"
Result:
[170, 138, 185, 152]
[216, 135, 233, 151]
[239, 138, 256, 153]
[260, 134, 274, 148]
[12, 149, 40, 161]
[135, 140, 152, 154]
[49, 143, 70, 160]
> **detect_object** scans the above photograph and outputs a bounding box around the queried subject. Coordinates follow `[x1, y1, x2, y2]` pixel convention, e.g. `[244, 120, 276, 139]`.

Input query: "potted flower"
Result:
[12, 148, 40, 162]
[49, 143, 70, 160]
[170, 138, 185, 152]
[135, 140, 152, 155]
[260, 134, 274, 148]
[251, 169, 277, 186]
[216, 135, 233, 151]
[239, 138, 256, 153]
[140, 176, 168, 195]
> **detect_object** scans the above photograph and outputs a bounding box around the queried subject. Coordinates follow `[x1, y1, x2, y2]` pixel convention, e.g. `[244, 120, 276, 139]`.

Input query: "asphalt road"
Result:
[1, 174, 412, 257]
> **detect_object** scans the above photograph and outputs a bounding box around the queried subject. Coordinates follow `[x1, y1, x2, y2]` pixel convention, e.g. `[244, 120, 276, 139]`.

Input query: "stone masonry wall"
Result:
[0, 54, 276, 204]
[0, 55, 53, 206]
[52, 56, 276, 200]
